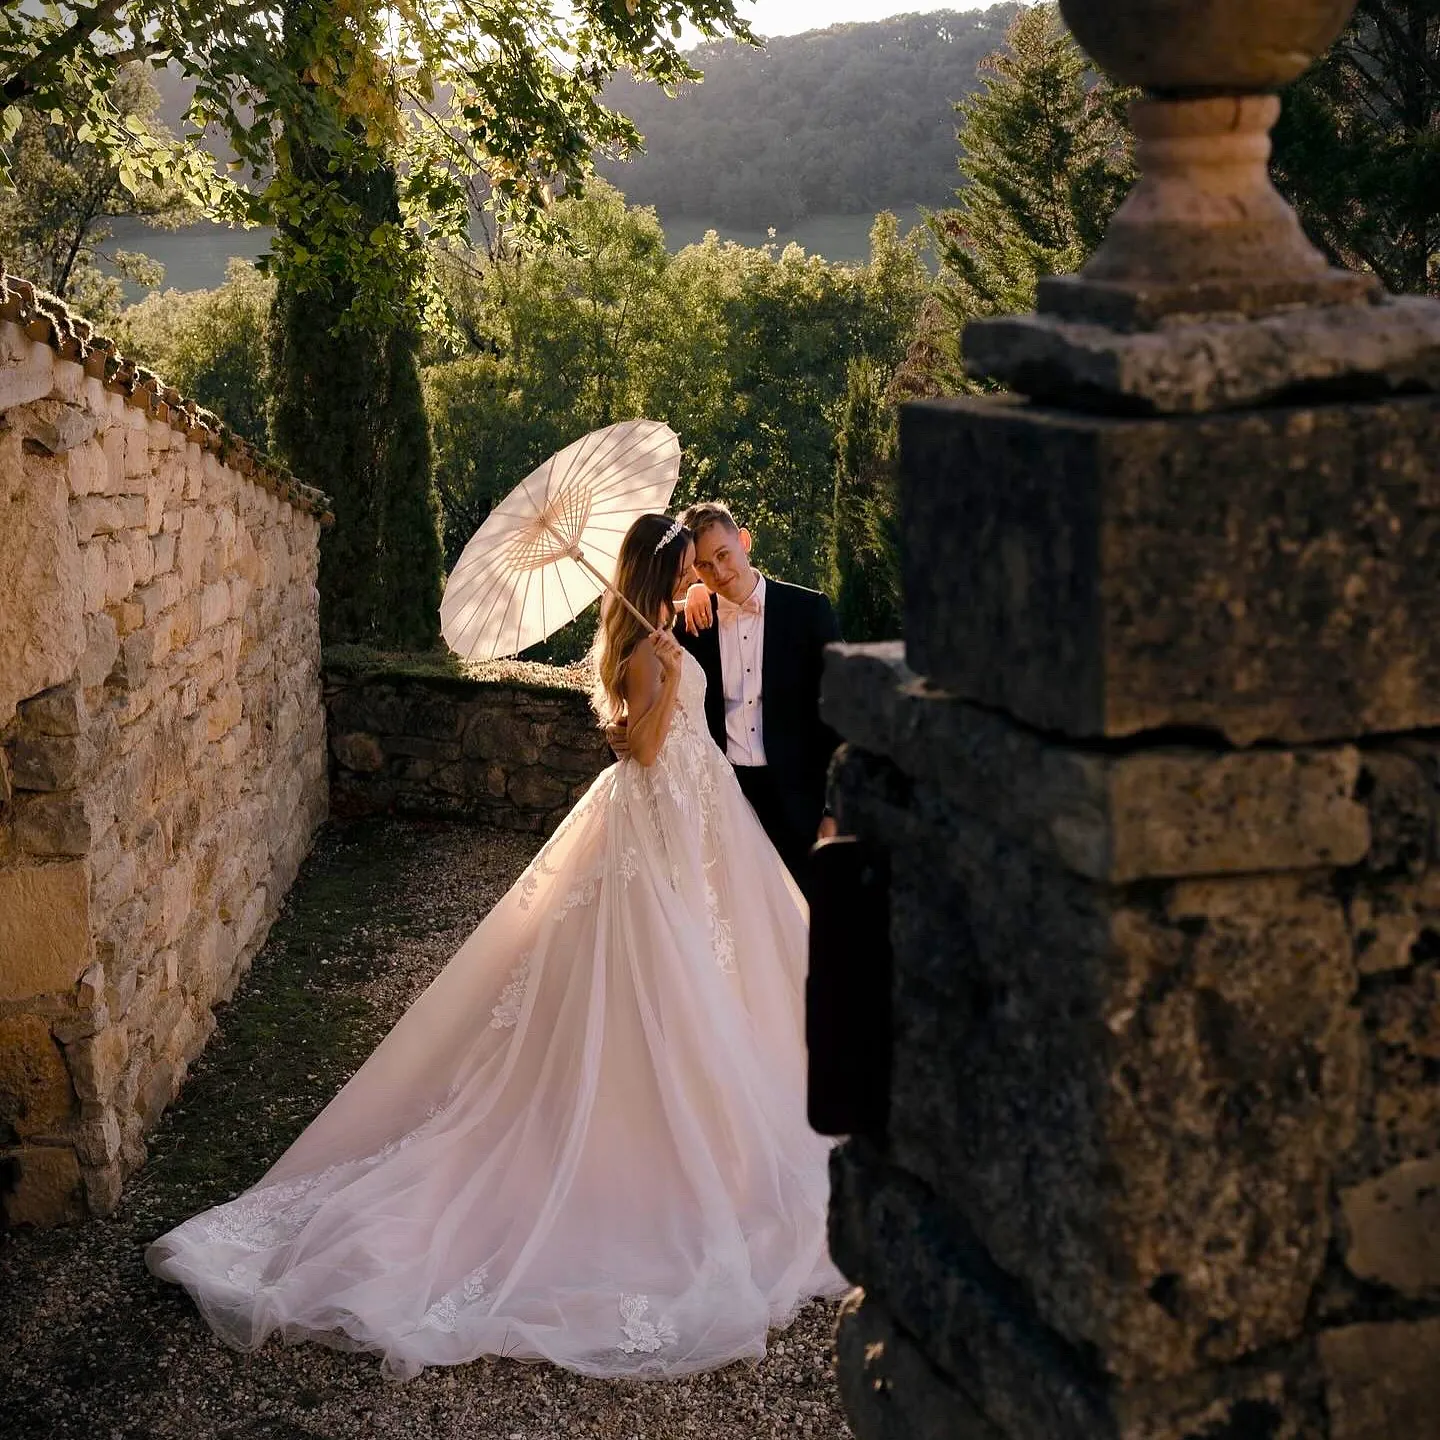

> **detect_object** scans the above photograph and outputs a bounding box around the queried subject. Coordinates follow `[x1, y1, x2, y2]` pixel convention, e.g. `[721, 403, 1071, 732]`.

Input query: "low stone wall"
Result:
[324, 664, 610, 833]
[0, 279, 331, 1226]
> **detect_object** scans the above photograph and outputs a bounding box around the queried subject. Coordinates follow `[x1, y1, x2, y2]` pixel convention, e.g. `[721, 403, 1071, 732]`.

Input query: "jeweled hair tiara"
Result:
[651, 517, 684, 554]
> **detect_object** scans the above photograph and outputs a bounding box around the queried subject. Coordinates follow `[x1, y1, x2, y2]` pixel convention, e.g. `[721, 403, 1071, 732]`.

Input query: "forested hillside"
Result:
[142, 8, 1019, 232]
[599, 5, 1021, 226]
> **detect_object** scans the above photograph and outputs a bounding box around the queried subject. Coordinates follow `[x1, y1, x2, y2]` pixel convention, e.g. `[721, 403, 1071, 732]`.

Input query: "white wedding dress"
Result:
[147, 651, 846, 1379]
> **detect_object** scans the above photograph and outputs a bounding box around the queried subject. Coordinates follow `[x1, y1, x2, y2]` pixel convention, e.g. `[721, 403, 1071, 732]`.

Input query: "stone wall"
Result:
[816, 9, 1440, 1425]
[325, 665, 610, 833]
[825, 643, 1440, 1439]
[0, 279, 331, 1226]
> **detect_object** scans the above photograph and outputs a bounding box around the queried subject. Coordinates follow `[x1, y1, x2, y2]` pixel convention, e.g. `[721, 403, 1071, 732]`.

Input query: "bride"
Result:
[147, 512, 846, 1379]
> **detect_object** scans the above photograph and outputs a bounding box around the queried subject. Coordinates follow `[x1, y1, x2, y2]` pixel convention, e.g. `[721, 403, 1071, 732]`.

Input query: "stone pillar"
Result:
[822, 4, 1440, 1435]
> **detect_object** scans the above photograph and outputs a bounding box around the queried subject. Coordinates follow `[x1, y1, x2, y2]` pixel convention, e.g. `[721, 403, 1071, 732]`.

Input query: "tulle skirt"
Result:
[148, 696, 846, 1379]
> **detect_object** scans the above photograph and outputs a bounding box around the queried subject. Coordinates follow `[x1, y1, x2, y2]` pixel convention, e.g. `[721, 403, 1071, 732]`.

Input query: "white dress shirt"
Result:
[717, 573, 767, 766]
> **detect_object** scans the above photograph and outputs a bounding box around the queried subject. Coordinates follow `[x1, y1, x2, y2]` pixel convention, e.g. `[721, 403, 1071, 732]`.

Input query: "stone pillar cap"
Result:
[965, 294, 1440, 415]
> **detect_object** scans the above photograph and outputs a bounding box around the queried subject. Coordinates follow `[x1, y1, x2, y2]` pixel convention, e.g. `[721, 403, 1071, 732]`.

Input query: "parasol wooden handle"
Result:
[566, 544, 660, 636]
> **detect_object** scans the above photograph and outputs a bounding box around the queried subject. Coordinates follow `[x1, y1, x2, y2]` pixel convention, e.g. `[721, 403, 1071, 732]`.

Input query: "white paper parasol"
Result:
[440, 419, 682, 662]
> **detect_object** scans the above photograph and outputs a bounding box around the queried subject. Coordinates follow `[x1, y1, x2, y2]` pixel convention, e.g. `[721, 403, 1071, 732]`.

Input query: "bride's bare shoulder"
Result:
[621, 637, 662, 702]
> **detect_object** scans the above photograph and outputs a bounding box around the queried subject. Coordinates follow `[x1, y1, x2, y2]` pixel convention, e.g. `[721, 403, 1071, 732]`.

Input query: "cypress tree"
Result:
[829, 356, 901, 643]
[267, 3, 444, 650]
[929, 3, 1134, 326]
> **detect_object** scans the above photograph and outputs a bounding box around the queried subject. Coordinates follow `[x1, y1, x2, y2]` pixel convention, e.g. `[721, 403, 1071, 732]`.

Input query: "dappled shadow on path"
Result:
[0, 819, 849, 1440]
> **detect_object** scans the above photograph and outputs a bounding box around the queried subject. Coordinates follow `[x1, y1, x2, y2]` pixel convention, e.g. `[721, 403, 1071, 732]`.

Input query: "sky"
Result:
[740, 0, 990, 36]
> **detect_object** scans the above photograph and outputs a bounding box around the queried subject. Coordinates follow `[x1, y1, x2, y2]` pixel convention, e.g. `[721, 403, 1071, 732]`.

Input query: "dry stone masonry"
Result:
[325, 666, 610, 833]
[822, 3, 1440, 1436]
[0, 277, 331, 1226]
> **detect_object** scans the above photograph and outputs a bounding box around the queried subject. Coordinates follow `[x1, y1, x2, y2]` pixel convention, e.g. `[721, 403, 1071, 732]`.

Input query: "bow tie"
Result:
[717, 591, 763, 625]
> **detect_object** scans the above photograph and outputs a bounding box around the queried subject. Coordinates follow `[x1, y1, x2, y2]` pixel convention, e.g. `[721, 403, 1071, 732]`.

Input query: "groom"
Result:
[675, 501, 842, 892]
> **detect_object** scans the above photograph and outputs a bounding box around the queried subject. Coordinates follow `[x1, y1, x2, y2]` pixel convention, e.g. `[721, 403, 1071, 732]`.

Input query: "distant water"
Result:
[106, 205, 931, 299]
[106, 216, 276, 298]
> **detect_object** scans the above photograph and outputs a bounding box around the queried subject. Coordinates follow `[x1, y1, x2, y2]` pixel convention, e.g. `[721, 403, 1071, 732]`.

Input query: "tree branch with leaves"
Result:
[2, 0, 754, 326]
[1272, 0, 1440, 296]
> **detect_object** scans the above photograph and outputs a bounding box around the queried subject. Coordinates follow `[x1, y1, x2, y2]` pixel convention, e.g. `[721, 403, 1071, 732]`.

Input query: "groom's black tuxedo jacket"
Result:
[676, 576, 843, 845]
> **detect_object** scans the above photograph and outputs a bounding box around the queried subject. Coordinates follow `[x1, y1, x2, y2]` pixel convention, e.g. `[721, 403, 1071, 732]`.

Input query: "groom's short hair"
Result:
[680, 501, 741, 542]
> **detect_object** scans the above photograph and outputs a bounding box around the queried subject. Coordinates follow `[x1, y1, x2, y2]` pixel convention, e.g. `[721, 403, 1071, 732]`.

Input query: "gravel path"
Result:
[0, 818, 853, 1440]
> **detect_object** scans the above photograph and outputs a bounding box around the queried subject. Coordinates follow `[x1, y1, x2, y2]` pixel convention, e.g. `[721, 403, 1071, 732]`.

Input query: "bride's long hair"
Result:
[590, 514, 692, 726]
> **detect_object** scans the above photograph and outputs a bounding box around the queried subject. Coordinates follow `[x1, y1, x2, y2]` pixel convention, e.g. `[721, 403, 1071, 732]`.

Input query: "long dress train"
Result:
[147, 651, 846, 1379]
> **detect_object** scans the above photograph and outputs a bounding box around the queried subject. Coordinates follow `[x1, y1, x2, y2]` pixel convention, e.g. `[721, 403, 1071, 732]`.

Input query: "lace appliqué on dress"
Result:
[418, 1265, 491, 1333]
[489, 956, 531, 1029]
[617, 846, 639, 885]
[516, 783, 602, 912]
[203, 1173, 327, 1249]
[211, 1176, 331, 1287]
[517, 849, 558, 912]
[705, 880, 737, 973]
[662, 759, 695, 821]
[617, 1293, 678, 1354]
[555, 873, 602, 923]
[203, 1089, 462, 1268]
[226, 1256, 267, 1288]
[370, 1090, 459, 1165]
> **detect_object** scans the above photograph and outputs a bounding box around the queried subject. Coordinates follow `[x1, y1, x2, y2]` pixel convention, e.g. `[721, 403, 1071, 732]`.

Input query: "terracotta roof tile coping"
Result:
[1, 271, 335, 525]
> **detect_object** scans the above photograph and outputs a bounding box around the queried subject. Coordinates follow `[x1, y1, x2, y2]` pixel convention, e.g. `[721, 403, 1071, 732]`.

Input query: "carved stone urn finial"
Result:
[1059, 0, 1359, 94]
[1044, 0, 1376, 325]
